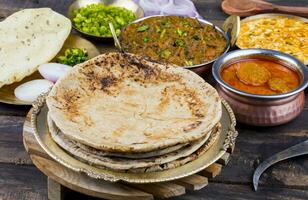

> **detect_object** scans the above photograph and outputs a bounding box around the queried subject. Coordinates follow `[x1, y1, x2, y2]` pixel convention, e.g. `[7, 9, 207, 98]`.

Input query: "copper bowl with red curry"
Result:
[119, 15, 230, 76]
[212, 49, 308, 126]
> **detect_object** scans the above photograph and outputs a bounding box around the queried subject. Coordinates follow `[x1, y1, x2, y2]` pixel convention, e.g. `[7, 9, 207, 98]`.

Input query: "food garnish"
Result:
[137, 25, 149, 32]
[57, 48, 89, 66]
[221, 59, 300, 95]
[72, 4, 136, 37]
[120, 16, 227, 66]
[237, 16, 308, 64]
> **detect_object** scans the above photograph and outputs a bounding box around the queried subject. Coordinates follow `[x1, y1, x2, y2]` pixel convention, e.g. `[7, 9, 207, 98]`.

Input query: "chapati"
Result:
[48, 113, 216, 170]
[132, 124, 221, 173]
[0, 8, 71, 88]
[47, 53, 221, 153]
[75, 139, 188, 159]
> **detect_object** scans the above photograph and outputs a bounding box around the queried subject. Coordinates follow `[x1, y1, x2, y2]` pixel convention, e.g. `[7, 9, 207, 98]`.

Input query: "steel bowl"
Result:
[119, 15, 230, 76]
[67, 0, 144, 41]
[212, 49, 308, 126]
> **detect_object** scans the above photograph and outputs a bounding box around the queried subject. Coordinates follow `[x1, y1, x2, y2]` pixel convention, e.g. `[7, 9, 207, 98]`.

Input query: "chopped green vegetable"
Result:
[137, 25, 149, 32]
[176, 28, 187, 37]
[57, 48, 88, 66]
[160, 29, 166, 39]
[185, 60, 193, 66]
[155, 26, 161, 33]
[160, 49, 171, 59]
[182, 21, 191, 27]
[162, 20, 171, 27]
[143, 36, 150, 43]
[192, 35, 200, 40]
[72, 3, 136, 37]
[175, 39, 184, 47]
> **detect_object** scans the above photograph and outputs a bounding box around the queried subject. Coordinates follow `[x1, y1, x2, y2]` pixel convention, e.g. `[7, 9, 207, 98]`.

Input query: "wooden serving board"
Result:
[23, 109, 233, 200]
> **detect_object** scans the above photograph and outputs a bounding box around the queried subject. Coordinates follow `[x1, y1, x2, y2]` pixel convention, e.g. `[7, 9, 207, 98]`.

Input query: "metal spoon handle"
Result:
[253, 139, 308, 191]
[109, 22, 123, 53]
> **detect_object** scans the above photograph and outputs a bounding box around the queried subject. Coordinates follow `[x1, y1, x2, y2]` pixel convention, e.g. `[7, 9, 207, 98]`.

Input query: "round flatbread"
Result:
[64, 124, 221, 173]
[75, 138, 188, 159]
[0, 8, 71, 88]
[48, 113, 217, 170]
[46, 53, 221, 153]
[132, 124, 221, 173]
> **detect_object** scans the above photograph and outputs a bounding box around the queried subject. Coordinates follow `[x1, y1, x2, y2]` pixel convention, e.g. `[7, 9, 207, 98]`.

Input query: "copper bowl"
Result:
[212, 49, 308, 126]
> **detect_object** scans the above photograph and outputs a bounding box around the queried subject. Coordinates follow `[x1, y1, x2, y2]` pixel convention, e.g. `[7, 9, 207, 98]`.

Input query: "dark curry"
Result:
[120, 16, 227, 67]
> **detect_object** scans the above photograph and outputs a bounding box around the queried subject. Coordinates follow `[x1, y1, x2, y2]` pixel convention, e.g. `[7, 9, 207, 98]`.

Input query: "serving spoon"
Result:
[109, 22, 124, 53]
[253, 139, 308, 191]
[222, 0, 308, 17]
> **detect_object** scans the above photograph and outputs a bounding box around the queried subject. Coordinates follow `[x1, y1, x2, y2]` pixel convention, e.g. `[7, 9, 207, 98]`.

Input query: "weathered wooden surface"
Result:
[0, 0, 307, 199]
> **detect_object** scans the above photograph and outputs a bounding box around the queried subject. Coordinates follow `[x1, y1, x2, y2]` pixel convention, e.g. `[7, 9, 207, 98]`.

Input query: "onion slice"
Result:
[38, 63, 71, 83]
[135, 0, 202, 18]
[161, 0, 201, 17]
[14, 79, 54, 103]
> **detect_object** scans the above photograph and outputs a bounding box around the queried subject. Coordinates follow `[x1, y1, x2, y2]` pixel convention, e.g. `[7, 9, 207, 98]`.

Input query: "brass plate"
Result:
[237, 13, 308, 65]
[31, 95, 238, 183]
[0, 34, 100, 105]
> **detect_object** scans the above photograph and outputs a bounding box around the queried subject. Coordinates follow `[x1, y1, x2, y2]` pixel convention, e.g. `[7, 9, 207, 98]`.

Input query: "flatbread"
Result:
[131, 124, 221, 173]
[48, 113, 216, 170]
[0, 8, 71, 88]
[47, 53, 221, 153]
[54, 123, 221, 173]
[75, 139, 188, 159]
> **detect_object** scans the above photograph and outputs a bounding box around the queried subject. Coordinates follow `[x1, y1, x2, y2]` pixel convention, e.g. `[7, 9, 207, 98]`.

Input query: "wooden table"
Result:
[0, 0, 307, 199]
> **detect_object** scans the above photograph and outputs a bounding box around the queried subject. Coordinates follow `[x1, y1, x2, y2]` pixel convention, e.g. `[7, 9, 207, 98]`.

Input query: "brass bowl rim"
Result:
[119, 15, 231, 69]
[212, 48, 308, 99]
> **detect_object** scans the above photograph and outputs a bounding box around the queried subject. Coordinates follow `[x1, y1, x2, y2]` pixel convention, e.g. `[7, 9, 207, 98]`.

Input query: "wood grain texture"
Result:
[221, 0, 308, 17]
[0, 115, 32, 164]
[48, 178, 64, 200]
[0, 0, 307, 199]
[173, 174, 208, 191]
[217, 152, 231, 166]
[198, 163, 222, 178]
[170, 182, 308, 200]
[31, 155, 154, 200]
[0, 164, 47, 200]
[129, 183, 185, 199]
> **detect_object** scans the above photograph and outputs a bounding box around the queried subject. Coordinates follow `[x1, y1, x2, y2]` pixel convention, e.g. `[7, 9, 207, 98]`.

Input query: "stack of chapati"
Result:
[46, 53, 222, 173]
